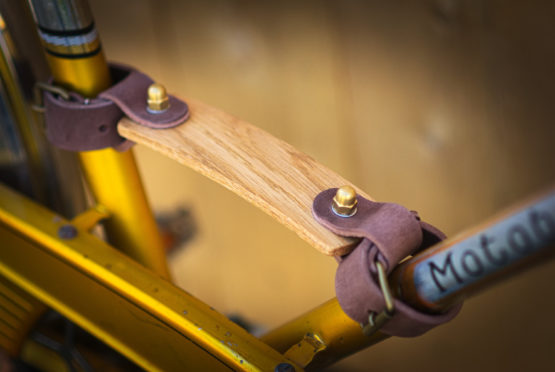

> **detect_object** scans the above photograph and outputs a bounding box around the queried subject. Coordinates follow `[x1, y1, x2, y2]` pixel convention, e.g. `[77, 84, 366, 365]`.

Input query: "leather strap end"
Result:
[313, 187, 462, 337]
[43, 63, 189, 152]
[335, 240, 462, 337]
[99, 65, 190, 129]
[313, 188, 423, 270]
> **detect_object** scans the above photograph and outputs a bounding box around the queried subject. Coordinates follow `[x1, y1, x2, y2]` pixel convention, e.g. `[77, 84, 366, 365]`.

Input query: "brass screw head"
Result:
[332, 185, 358, 217]
[147, 83, 170, 112]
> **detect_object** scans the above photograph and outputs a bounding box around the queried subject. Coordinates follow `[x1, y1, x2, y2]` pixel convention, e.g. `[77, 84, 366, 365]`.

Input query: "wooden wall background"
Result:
[92, 1, 554, 370]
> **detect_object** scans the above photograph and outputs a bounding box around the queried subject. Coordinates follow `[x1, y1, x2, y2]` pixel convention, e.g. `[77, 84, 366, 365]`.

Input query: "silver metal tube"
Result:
[392, 188, 555, 312]
[27, 0, 93, 31]
[27, 0, 100, 57]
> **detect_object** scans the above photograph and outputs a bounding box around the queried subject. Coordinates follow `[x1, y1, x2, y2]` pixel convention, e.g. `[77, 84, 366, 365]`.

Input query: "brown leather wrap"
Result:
[43, 63, 189, 152]
[313, 188, 462, 337]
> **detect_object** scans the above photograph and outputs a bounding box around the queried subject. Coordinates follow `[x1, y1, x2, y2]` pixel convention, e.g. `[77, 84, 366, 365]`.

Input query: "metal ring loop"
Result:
[362, 261, 396, 337]
[32, 82, 71, 113]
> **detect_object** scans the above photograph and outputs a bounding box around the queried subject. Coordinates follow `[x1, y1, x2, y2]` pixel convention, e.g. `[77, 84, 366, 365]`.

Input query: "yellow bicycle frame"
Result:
[0, 2, 378, 368]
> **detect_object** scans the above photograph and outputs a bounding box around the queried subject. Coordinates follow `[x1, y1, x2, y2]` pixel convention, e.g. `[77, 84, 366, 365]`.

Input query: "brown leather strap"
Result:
[313, 188, 462, 337]
[43, 63, 189, 152]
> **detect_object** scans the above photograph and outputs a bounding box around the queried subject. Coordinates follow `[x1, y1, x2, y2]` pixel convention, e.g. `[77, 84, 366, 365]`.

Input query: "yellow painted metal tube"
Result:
[45, 52, 111, 97]
[0, 276, 44, 356]
[261, 299, 389, 370]
[0, 183, 295, 371]
[78, 148, 170, 277]
[41, 37, 170, 279]
[0, 11, 48, 357]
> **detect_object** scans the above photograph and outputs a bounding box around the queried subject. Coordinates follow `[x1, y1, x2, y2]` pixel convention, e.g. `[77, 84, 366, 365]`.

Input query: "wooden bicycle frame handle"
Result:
[118, 97, 369, 256]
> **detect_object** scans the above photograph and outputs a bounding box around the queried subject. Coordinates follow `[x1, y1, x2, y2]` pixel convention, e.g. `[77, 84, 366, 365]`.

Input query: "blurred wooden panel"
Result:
[91, 0, 555, 371]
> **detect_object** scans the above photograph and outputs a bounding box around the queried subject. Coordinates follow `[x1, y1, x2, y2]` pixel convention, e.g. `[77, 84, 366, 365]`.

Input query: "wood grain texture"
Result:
[118, 98, 370, 256]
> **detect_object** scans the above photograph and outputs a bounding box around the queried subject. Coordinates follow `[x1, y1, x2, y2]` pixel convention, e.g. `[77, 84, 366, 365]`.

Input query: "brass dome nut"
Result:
[147, 83, 170, 113]
[332, 185, 358, 217]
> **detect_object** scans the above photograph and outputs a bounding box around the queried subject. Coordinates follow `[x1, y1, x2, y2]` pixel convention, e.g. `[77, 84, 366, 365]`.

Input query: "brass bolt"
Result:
[332, 185, 358, 217]
[147, 83, 170, 113]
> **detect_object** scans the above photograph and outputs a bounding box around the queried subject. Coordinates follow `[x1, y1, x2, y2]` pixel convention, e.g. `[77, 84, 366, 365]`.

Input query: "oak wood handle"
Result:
[118, 97, 371, 256]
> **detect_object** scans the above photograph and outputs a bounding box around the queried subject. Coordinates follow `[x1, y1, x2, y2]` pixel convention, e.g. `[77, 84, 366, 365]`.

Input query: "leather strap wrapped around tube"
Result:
[312, 188, 462, 337]
[42, 63, 190, 152]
